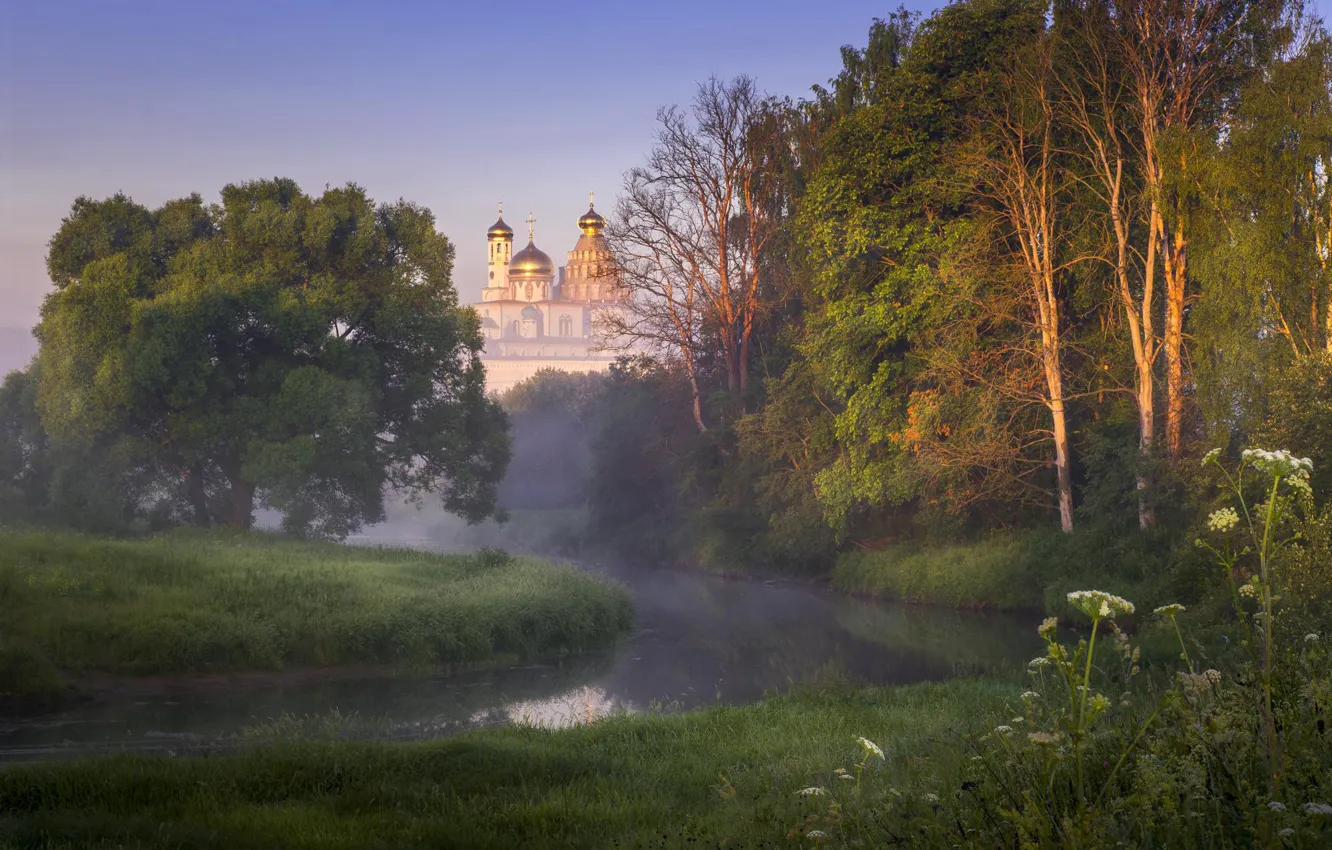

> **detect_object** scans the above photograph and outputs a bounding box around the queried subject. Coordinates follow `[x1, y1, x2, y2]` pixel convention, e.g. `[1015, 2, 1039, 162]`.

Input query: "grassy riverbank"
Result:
[0, 529, 633, 704]
[0, 678, 1014, 849]
[830, 527, 1187, 614]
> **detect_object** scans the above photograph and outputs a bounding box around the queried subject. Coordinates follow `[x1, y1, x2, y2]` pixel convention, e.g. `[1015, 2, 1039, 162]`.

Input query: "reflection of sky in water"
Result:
[0, 555, 1041, 763]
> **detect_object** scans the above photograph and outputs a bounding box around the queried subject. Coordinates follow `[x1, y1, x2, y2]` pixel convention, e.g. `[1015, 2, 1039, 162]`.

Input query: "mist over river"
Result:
[0, 522, 1040, 764]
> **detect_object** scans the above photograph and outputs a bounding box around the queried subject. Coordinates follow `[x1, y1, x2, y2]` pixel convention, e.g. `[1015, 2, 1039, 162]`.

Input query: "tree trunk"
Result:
[1113, 175, 1156, 529]
[1162, 229, 1187, 460]
[1041, 314, 1075, 534]
[187, 462, 210, 527]
[686, 365, 708, 433]
[225, 473, 255, 531]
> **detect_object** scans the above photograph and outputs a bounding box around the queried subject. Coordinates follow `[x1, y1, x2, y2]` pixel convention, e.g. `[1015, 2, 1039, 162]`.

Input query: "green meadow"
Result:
[0, 529, 633, 704]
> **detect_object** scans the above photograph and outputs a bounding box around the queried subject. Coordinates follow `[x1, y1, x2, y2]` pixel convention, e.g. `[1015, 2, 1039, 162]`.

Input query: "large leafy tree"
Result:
[35, 178, 509, 537]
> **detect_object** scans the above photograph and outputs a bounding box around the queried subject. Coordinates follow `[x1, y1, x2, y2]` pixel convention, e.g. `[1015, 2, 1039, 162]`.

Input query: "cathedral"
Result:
[470, 196, 631, 393]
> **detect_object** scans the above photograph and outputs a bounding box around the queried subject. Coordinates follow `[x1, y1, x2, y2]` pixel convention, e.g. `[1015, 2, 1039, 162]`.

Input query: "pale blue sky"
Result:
[2, 0, 1328, 337]
[0, 0, 943, 332]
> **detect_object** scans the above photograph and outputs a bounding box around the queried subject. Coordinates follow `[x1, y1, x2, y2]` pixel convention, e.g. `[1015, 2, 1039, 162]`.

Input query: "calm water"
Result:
[0, 545, 1041, 763]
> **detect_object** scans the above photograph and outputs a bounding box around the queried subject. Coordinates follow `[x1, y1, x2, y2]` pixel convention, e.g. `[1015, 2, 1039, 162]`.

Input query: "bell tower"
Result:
[484, 202, 513, 302]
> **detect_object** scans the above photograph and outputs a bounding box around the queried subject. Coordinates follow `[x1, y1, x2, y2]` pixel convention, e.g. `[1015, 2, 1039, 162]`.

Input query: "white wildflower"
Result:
[1243, 448, 1314, 479]
[924, 792, 940, 803]
[833, 767, 847, 775]
[1202, 447, 1222, 467]
[994, 725, 1014, 735]
[1207, 508, 1240, 533]
[838, 774, 855, 781]
[1038, 617, 1059, 638]
[1028, 656, 1050, 670]
[1279, 828, 1295, 837]
[1240, 582, 1259, 598]
[1011, 716, 1024, 724]
[1154, 603, 1186, 617]
[1268, 801, 1287, 812]
[856, 736, 884, 759]
[1021, 691, 1040, 700]
[1303, 802, 1332, 815]
[806, 830, 828, 839]
[1306, 633, 1320, 643]
[796, 786, 828, 797]
[1067, 590, 1135, 620]
[1028, 731, 1061, 745]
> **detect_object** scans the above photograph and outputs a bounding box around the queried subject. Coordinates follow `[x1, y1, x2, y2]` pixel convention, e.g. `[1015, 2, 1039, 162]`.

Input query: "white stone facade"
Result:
[469, 199, 630, 394]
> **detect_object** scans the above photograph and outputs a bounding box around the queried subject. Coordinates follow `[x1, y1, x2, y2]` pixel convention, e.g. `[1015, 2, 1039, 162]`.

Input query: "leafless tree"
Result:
[961, 40, 1078, 532]
[602, 76, 783, 431]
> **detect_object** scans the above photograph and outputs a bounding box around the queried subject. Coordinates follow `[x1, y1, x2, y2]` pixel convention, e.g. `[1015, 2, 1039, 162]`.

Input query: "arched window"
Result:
[558, 315, 572, 337]
[525, 283, 533, 301]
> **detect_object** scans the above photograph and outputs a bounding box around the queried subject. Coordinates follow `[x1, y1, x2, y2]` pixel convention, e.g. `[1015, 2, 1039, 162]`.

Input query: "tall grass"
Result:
[0, 678, 1012, 849]
[0, 528, 632, 699]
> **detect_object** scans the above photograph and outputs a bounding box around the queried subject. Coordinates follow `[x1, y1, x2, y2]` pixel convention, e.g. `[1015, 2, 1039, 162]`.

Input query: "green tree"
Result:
[35, 179, 509, 537]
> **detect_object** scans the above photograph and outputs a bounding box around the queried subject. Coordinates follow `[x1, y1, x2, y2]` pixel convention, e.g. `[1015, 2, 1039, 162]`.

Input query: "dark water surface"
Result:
[0, 541, 1041, 763]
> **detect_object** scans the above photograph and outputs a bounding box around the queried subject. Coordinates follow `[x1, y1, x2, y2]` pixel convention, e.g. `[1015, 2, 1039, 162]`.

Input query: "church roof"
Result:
[487, 216, 513, 239]
[510, 240, 554, 278]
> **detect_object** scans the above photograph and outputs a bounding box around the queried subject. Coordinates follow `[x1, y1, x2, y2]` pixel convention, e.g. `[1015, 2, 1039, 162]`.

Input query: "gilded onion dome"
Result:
[487, 216, 514, 240]
[577, 204, 605, 235]
[510, 240, 555, 278]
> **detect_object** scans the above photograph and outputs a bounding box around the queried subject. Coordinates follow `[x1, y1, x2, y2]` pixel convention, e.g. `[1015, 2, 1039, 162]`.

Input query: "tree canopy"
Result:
[20, 178, 508, 537]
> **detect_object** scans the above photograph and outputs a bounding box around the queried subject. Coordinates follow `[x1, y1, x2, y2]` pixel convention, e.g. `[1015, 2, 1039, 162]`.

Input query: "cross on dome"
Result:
[526, 212, 536, 241]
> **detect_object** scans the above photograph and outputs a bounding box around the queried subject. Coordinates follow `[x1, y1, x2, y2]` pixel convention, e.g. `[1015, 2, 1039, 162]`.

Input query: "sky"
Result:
[0, 0, 948, 337]
[4, 1, 1331, 342]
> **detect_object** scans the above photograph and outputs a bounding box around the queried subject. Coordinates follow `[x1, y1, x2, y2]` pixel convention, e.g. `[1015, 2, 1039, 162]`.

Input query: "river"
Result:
[0, 542, 1041, 763]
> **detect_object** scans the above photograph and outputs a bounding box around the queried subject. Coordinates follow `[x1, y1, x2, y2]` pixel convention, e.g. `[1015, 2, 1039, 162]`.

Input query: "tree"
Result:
[35, 179, 510, 537]
[605, 76, 784, 430]
[960, 38, 1078, 531]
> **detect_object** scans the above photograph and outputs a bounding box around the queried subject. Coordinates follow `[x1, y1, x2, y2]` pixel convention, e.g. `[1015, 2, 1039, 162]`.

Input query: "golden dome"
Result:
[509, 240, 554, 278]
[577, 204, 605, 235]
[487, 216, 513, 240]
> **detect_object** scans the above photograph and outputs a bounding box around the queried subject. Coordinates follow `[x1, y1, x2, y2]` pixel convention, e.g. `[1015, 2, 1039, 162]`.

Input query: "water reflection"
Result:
[0, 556, 1041, 763]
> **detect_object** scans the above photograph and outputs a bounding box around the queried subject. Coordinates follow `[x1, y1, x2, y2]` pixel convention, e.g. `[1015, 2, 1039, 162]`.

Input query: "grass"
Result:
[0, 528, 633, 701]
[832, 537, 1049, 611]
[0, 677, 1015, 849]
[831, 527, 1182, 614]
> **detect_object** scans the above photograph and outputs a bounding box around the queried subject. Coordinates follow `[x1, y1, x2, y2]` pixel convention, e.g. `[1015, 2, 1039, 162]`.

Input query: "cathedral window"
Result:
[559, 315, 572, 336]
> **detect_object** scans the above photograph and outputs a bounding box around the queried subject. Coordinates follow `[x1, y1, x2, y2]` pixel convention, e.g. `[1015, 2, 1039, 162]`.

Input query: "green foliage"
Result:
[0, 528, 632, 696]
[31, 179, 509, 537]
[833, 538, 1049, 610]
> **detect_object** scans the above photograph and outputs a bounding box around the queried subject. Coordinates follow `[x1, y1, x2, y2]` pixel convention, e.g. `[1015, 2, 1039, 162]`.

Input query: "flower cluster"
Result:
[1067, 590, 1135, 620]
[857, 736, 884, 759]
[1207, 507, 1240, 533]
[1153, 603, 1186, 618]
[1241, 448, 1313, 480]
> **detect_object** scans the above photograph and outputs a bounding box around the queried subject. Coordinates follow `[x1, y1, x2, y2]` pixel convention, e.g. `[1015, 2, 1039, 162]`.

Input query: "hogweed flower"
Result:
[1028, 731, 1061, 745]
[796, 786, 828, 797]
[1202, 447, 1222, 467]
[1038, 617, 1059, 639]
[1207, 508, 1240, 533]
[1242, 448, 1314, 479]
[1067, 590, 1135, 620]
[994, 725, 1014, 735]
[1154, 603, 1186, 618]
[1240, 582, 1259, 598]
[924, 792, 940, 804]
[1306, 633, 1320, 643]
[856, 736, 884, 759]
[1268, 801, 1287, 812]
[1302, 802, 1332, 816]
[1028, 656, 1050, 671]
[806, 830, 828, 840]
[1021, 690, 1040, 700]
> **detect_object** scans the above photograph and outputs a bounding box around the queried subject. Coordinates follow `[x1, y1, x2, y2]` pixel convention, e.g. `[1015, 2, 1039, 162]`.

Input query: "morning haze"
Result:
[4, 0, 1332, 846]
